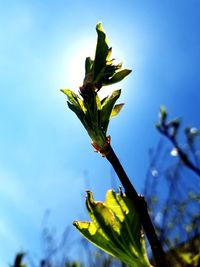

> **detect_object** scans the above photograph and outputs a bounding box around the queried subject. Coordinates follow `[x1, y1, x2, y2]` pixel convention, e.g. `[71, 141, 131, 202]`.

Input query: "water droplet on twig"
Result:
[170, 147, 178, 157]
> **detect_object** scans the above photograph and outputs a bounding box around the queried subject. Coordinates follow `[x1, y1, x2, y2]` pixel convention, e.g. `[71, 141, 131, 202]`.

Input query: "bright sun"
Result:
[65, 37, 96, 93]
[61, 34, 125, 99]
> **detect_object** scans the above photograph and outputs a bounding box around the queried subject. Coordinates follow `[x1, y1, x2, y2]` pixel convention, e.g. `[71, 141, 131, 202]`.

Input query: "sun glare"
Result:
[60, 33, 127, 101]
[66, 38, 96, 93]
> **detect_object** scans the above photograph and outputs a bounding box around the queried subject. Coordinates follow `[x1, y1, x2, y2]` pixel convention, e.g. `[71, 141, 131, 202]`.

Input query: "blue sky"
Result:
[0, 0, 200, 265]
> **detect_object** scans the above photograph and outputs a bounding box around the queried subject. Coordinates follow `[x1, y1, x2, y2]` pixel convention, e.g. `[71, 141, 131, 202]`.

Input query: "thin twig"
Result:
[159, 128, 200, 177]
[105, 144, 168, 267]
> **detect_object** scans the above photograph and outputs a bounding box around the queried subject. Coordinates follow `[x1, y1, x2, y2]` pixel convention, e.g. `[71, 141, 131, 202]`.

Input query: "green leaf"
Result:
[67, 101, 87, 129]
[94, 64, 121, 87]
[61, 24, 132, 152]
[104, 190, 145, 255]
[93, 23, 110, 80]
[61, 88, 87, 113]
[105, 69, 132, 86]
[85, 57, 94, 75]
[101, 90, 121, 109]
[74, 190, 152, 267]
[111, 103, 124, 118]
[95, 93, 101, 111]
[100, 89, 121, 133]
[101, 96, 108, 106]
[73, 221, 122, 259]
[61, 89, 80, 106]
[83, 91, 99, 125]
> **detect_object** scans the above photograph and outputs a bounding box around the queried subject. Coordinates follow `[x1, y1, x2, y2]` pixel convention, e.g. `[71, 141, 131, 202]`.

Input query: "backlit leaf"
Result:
[105, 69, 132, 86]
[74, 190, 152, 267]
[61, 89, 80, 106]
[67, 101, 87, 129]
[85, 57, 94, 75]
[101, 90, 121, 133]
[93, 23, 110, 80]
[111, 103, 124, 118]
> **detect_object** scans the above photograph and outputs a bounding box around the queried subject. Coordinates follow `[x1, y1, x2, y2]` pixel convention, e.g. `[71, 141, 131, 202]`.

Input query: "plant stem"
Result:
[157, 127, 200, 177]
[170, 137, 200, 177]
[105, 144, 168, 267]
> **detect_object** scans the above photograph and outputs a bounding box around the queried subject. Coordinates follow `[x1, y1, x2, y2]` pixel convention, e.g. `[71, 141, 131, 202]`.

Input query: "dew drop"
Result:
[171, 147, 178, 157]
[190, 127, 198, 135]
[151, 169, 159, 177]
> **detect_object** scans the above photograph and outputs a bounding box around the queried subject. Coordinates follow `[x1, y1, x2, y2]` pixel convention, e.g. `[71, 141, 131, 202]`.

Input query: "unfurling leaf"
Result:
[111, 103, 124, 118]
[85, 57, 94, 76]
[66, 101, 86, 127]
[61, 23, 131, 153]
[61, 89, 80, 106]
[105, 69, 132, 86]
[73, 190, 152, 267]
[101, 89, 121, 132]
[93, 23, 110, 80]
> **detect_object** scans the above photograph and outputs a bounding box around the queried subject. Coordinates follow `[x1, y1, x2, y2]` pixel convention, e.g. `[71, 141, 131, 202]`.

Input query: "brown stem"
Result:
[105, 144, 168, 267]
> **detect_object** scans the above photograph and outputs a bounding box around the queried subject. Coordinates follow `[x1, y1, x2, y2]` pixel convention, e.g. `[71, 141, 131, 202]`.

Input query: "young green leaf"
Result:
[105, 69, 132, 86]
[67, 101, 87, 129]
[111, 103, 124, 118]
[74, 190, 152, 267]
[93, 23, 110, 80]
[85, 57, 94, 75]
[61, 23, 132, 153]
[61, 89, 80, 106]
[100, 89, 121, 133]
[73, 221, 122, 259]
